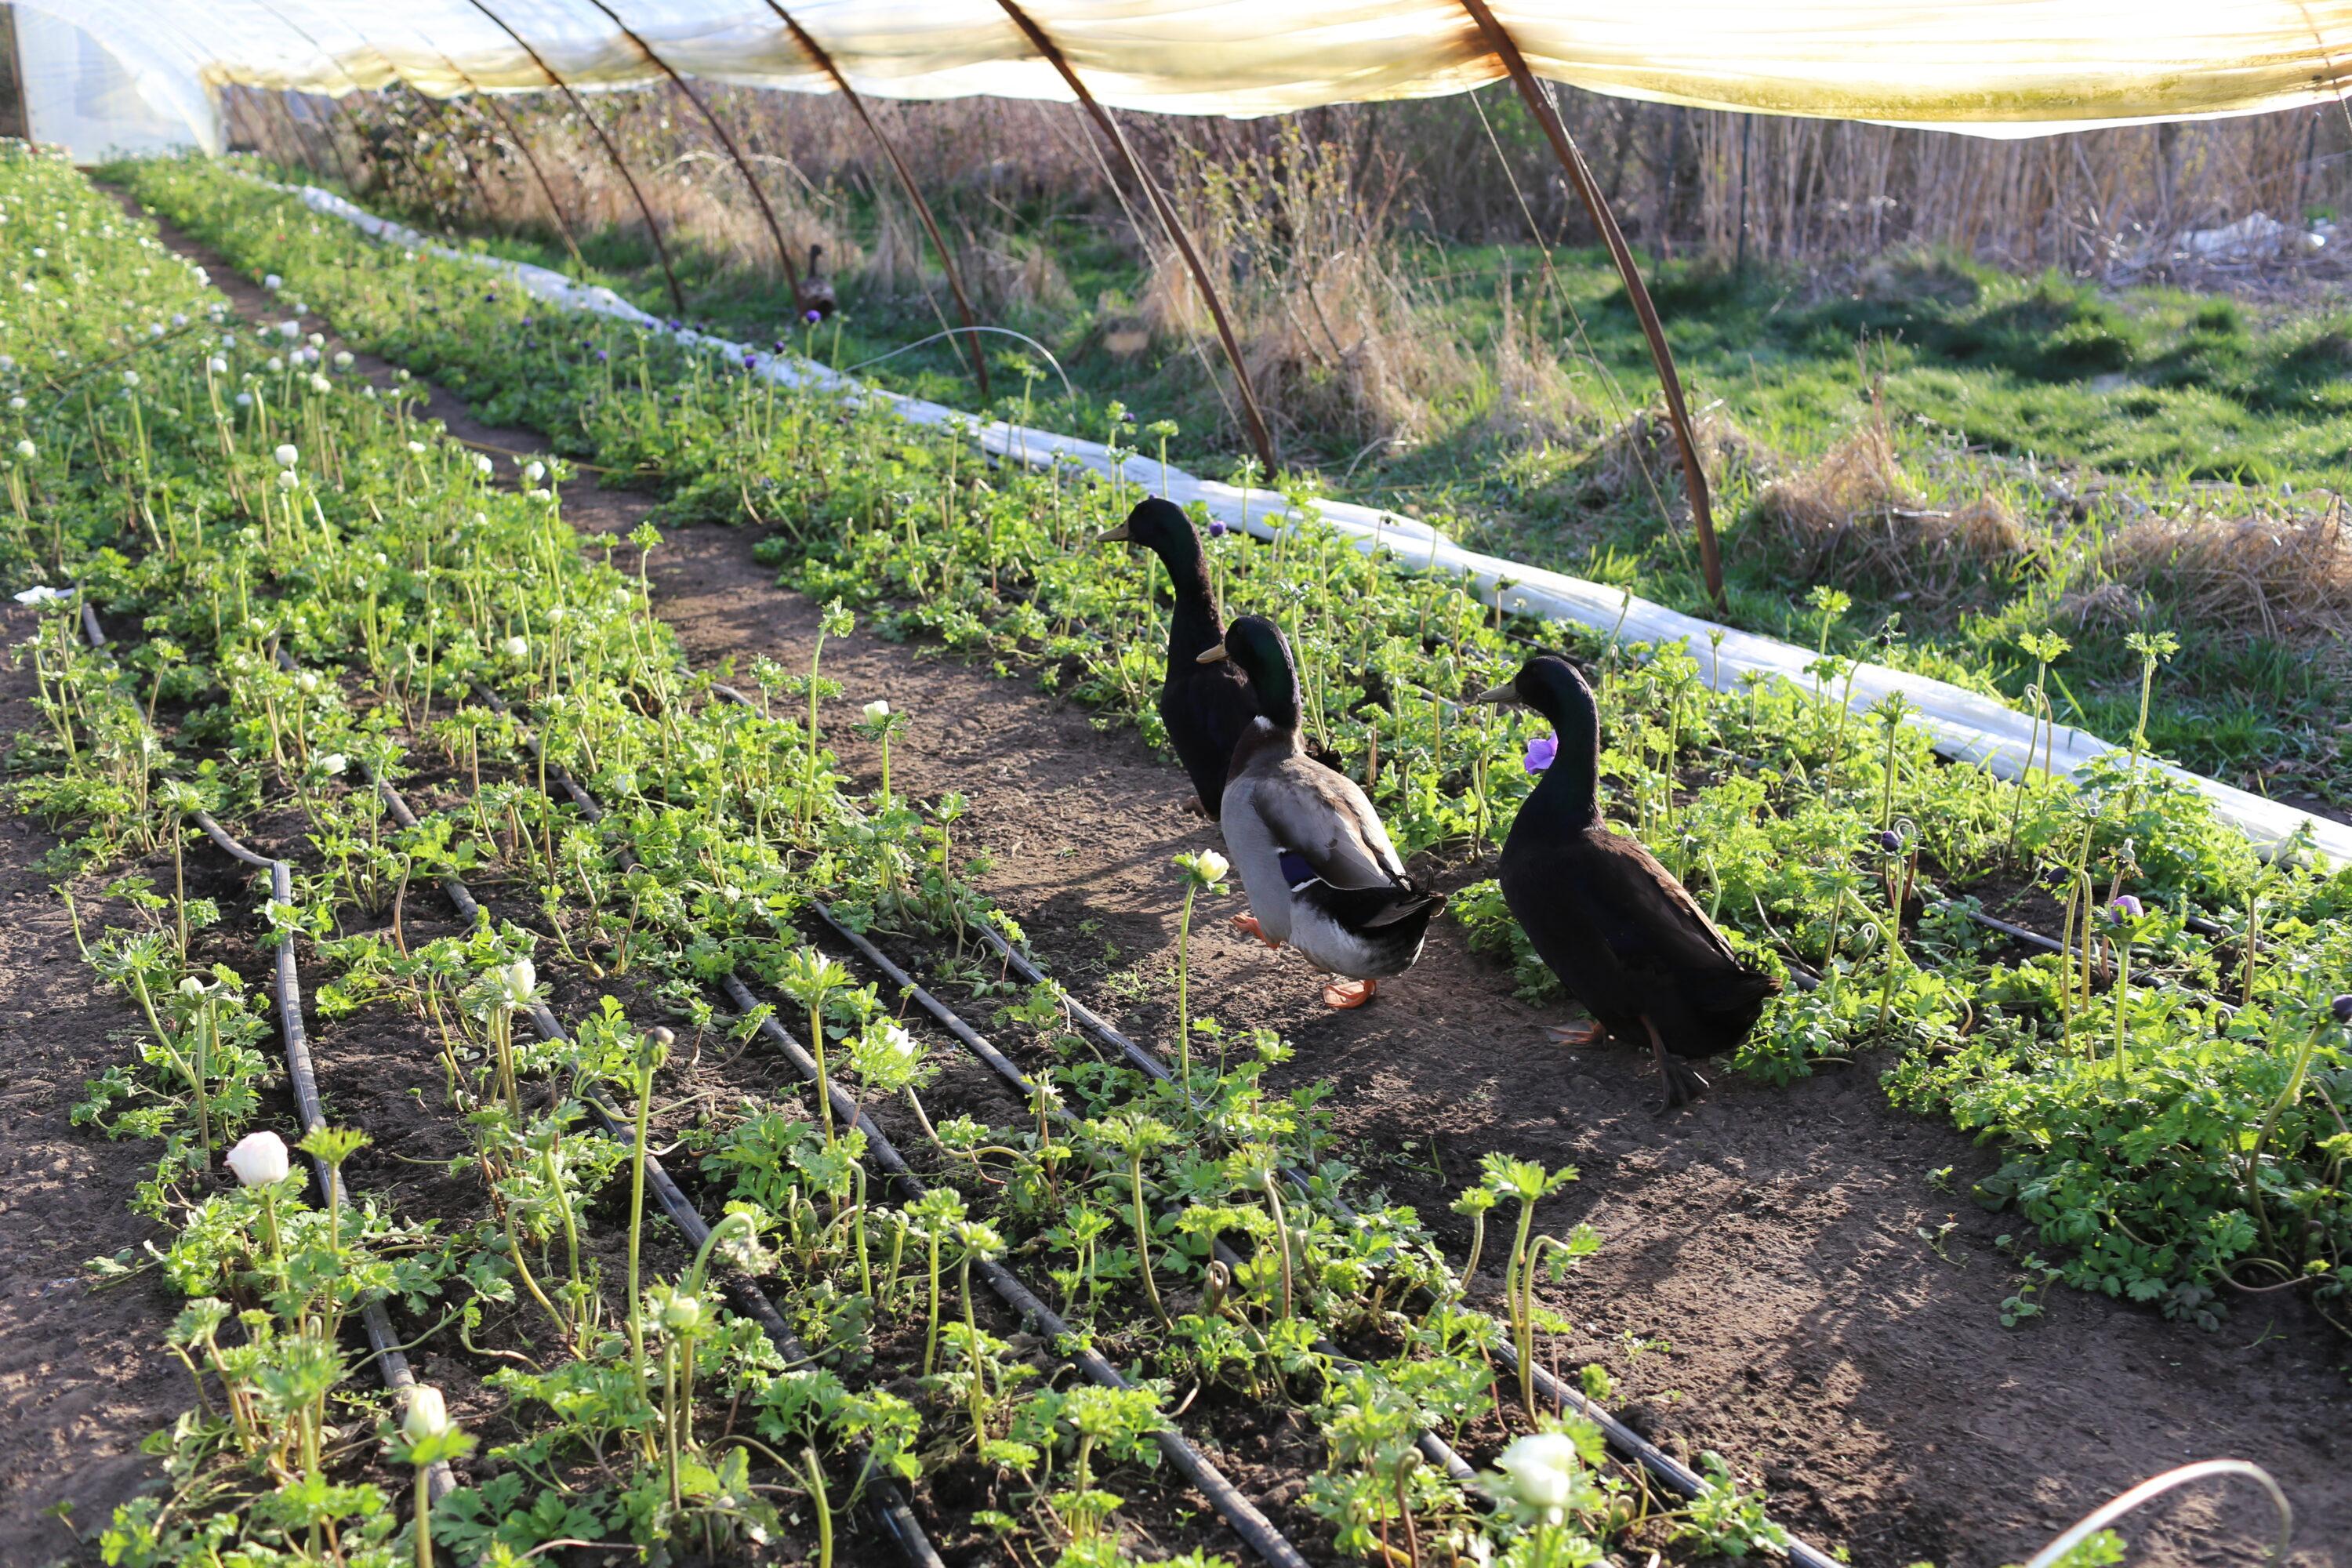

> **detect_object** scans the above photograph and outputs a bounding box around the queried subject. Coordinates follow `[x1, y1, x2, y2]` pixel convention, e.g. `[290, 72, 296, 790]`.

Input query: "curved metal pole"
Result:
[581, 0, 804, 309]
[461, 0, 687, 316]
[761, 1, 990, 397]
[991, 0, 1278, 478]
[428, 53, 589, 271]
[1457, 0, 1726, 611]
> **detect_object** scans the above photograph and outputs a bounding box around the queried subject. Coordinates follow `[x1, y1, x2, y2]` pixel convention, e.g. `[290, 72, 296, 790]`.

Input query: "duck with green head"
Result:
[1203, 615, 1443, 1008]
[1475, 654, 1779, 1106]
[1098, 496, 1260, 818]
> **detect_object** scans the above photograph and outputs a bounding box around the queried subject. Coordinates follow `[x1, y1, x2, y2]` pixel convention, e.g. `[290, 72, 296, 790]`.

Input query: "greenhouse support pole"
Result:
[1457, 0, 1726, 611]
[763, 1, 990, 396]
[461, 0, 688, 316]
[436, 54, 589, 270]
[992, 0, 1279, 480]
[583, 0, 805, 310]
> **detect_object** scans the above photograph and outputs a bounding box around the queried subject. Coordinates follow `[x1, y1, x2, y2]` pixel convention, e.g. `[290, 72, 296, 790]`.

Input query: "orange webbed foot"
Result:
[1546, 1022, 1608, 1047]
[1232, 914, 1282, 949]
[1323, 977, 1377, 1009]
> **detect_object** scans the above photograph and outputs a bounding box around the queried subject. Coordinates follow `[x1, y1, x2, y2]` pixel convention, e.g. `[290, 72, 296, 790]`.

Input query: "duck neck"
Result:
[1154, 536, 1221, 664]
[1248, 648, 1302, 735]
[1527, 681, 1600, 829]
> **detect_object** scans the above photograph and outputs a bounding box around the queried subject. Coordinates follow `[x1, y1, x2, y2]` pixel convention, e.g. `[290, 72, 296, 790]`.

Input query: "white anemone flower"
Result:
[234, 392, 252, 408]
[1490, 1432, 1588, 1523]
[277, 319, 300, 340]
[206, 358, 227, 375]
[332, 350, 353, 368]
[119, 369, 138, 388]
[274, 444, 298, 467]
[308, 374, 331, 394]
[5, 397, 21, 411]
[504, 636, 529, 659]
[402, 1385, 456, 1443]
[263, 273, 282, 290]
[1193, 849, 1230, 884]
[524, 460, 545, 482]
[318, 753, 348, 776]
[225, 1130, 291, 1187]
[495, 957, 536, 1008]
[266, 356, 283, 373]
[474, 455, 493, 476]
[862, 699, 891, 724]
[274, 471, 299, 492]
[13, 438, 34, 459]
[406, 441, 426, 454]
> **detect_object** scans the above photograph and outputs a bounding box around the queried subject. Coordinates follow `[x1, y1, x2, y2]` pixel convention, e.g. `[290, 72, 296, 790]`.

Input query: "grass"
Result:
[227, 151, 2352, 804]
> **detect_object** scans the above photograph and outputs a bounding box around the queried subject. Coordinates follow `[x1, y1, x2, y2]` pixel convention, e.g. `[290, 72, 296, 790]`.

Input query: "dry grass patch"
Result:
[1753, 420, 2036, 597]
[2095, 499, 2352, 648]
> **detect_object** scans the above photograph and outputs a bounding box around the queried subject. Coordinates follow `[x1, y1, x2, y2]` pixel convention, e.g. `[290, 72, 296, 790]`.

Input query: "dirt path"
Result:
[34, 193, 2345, 1568]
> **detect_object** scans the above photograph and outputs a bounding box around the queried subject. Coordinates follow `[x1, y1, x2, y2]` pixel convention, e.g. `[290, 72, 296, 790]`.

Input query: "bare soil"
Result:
[2, 194, 2339, 1568]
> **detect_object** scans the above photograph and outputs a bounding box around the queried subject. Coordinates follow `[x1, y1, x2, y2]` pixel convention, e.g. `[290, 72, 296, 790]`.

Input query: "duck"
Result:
[797, 244, 837, 323]
[1474, 654, 1779, 1106]
[1097, 497, 1258, 818]
[1205, 615, 1445, 1009]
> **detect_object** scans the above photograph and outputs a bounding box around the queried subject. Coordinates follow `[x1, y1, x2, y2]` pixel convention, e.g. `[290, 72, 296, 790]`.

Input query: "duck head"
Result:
[1200, 614, 1299, 728]
[1095, 496, 1197, 555]
[1474, 654, 1599, 820]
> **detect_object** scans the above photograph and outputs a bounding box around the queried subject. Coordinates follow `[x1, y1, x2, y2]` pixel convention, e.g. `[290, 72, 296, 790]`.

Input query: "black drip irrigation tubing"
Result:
[514, 994, 946, 1568]
[373, 753, 1305, 1568]
[347, 694, 949, 1566]
[72, 601, 458, 1501]
[440, 683, 1317, 1568]
[188, 808, 463, 1505]
[794, 898, 1480, 1487]
[961, 924, 1849, 1568]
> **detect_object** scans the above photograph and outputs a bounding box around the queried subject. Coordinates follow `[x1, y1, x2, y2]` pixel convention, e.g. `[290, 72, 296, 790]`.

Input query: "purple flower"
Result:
[1207, 519, 1229, 538]
[666, 318, 681, 331]
[2107, 895, 2143, 923]
[1523, 734, 1558, 775]
[804, 308, 823, 325]
[2334, 994, 2352, 1024]
[596, 349, 608, 363]
[1876, 829, 1904, 852]
[773, 339, 788, 354]
[742, 354, 757, 369]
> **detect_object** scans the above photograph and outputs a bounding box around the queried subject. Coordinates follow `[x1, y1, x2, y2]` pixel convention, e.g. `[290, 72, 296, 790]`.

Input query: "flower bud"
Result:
[178, 976, 207, 997]
[402, 1385, 456, 1444]
[1491, 1432, 1584, 1515]
[2107, 895, 2143, 923]
[225, 1130, 291, 1187]
[2333, 994, 2352, 1025]
[1193, 850, 1229, 884]
[660, 1294, 704, 1333]
[862, 699, 891, 724]
[274, 444, 298, 468]
[206, 357, 227, 375]
[503, 636, 528, 659]
[275, 470, 299, 492]
[13, 438, 32, 459]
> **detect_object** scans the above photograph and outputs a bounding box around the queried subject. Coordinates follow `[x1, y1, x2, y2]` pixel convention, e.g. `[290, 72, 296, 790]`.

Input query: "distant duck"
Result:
[1098, 497, 1258, 817]
[798, 244, 837, 323]
[1207, 615, 1444, 1008]
[1475, 655, 1779, 1106]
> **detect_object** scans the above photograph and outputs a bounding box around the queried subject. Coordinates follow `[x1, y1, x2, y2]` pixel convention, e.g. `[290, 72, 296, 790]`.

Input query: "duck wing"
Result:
[1572, 829, 1741, 970]
[1246, 757, 1408, 891]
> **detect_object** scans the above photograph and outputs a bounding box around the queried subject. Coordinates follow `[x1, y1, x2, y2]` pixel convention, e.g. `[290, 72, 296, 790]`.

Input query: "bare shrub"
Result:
[1587, 401, 1775, 512]
[2097, 501, 2352, 648]
[1753, 419, 2037, 594]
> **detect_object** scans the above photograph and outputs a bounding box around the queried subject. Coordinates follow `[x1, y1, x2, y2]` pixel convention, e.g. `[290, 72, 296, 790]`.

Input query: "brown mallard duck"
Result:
[1207, 615, 1443, 1008]
[1475, 654, 1779, 1105]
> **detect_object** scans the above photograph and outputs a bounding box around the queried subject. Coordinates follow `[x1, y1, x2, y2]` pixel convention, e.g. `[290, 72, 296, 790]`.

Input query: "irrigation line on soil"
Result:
[368, 731, 1308, 1568]
[790, 900, 1483, 1486]
[314, 679, 947, 1565]
[961, 924, 1852, 1568]
[71, 602, 459, 1501]
[513, 996, 947, 1568]
[2021, 1459, 2292, 1568]
[187, 808, 462, 1505]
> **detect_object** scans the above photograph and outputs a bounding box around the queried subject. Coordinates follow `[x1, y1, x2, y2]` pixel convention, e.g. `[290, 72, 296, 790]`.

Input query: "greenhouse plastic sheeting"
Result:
[24, 1, 2352, 143]
[283, 172, 2352, 869]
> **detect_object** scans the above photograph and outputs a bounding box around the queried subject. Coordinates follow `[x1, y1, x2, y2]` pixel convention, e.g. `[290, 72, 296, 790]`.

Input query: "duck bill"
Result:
[1470, 681, 1519, 704]
[1094, 521, 1132, 543]
[1196, 643, 1230, 663]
